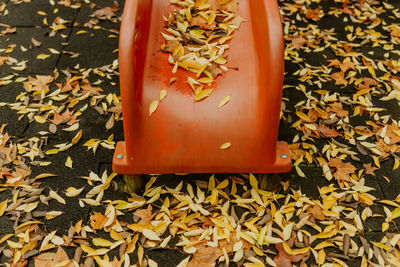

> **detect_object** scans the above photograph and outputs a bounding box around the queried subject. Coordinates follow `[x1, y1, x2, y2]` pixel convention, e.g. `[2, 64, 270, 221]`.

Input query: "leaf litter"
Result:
[1, 0, 400, 266]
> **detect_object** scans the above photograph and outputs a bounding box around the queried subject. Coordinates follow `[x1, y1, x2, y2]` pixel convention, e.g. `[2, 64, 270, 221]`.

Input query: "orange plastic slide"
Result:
[113, 0, 292, 175]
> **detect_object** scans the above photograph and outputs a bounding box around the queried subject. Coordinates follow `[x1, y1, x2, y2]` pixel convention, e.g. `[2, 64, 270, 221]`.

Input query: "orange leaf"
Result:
[90, 212, 108, 230]
[328, 158, 356, 182]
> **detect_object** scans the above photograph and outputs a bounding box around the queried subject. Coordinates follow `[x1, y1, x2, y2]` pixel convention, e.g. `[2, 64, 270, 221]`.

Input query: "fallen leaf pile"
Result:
[2, 0, 400, 266]
[154, 0, 244, 110]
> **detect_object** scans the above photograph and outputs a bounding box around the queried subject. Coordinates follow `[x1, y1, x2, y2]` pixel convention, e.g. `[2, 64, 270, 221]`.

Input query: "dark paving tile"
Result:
[21, 71, 123, 141]
[13, 143, 102, 233]
[288, 166, 330, 199]
[0, 27, 71, 74]
[363, 205, 386, 233]
[24, 106, 124, 142]
[0, 76, 25, 102]
[0, 76, 29, 136]
[147, 248, 187, 267]
[98, 163, 129, 199]
[288, 163, 385, 200]
[32, 140, 101, 184]
[0, 216, 14, 236]
[74, 0, 124, 29]
[0, 0, 78, 27]
[57, 27, 118, 70]
[0, 106, 28, 137]
[33, 138, 115, 178]
[374, 159, 400, 200]
[36, 191, 91, 234]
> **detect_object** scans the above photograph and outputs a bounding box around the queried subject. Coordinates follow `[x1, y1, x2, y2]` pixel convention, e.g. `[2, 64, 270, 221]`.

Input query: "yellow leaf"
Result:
[296, 111, 312, 122]
[208, 174, 215, 191]
[194, 88, 213, 101]
[80, 244, 96, 254]
[318, 249, 326, 265]
[372, 155, 380, 168]
[7, 240, 23, 249]
[145, 176, 158, 192]
[214, 57, 227, 65]
[34, 115, 47, 123]
[295, 165, 306, 177]
[218, 95, 231, 107]
[34, 173, 57, 180]
[314, 90, 329, 94]
[371, 241, 390, 251]
[149, 100, 159, 116]
[0, 199, 7, 216]
[92, 238, 114, 247]
[110, 230, 124, 241]
[382, 222, 389, 232]
[49, 190, 66, 204]
[368, 66, 376, 77]
[314, 241, 335, 250]
[72, 129, 82, 144]
[76, 30, 87, 35]
[282, 241, 309, 255]
[22, 201, 39, 212]
[48, 48, 60, 54]
[219, 142, 231, 149]
[390, 208, 400, 221]
[197, 77, 213, 84]
[216, 179, 229, 190]
[394, 158, 399, 170]
[65, 186, 84, 197]
[249, 174, 258, 189]
[159, 89, 167, 101]
[209, 188, 218, 205]
[16, 220, 43, 230]
[0, 234, 13, 245]
[37, 54, 51, 60]
[51, 24, 66, 32]
[379, 200, 400, 207]
[81, 244, 109, 256]
[46, 149, 59, 155]
[177, 256, 190, 267]
[313, 229, 338, 239]
[65, 156, 73, 169]
[45, 211, 62, 220]
[62, 123, 79, 132]
[142, 229, 161, 241]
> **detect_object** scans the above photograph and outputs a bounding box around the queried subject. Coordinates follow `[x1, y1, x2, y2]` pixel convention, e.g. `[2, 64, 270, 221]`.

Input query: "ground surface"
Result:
[1, 0, 400, 266]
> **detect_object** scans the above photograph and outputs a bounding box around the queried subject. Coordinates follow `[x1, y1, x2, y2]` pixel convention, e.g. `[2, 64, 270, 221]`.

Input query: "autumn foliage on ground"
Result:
[2, 0, 400, 266]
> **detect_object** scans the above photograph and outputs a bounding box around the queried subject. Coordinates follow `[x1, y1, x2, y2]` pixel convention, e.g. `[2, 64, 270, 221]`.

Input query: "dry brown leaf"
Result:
[307, 205, 325, 221]
[31, 37, 42, 47]
[90, 212, 108, 230]
[274, 239, 308, 267]
[291, 36, 307, 50]
[34, 247, 72, 267]
[328, 158, 356, 182]
[318, 125, 342, 138]
[1, 26, 16, 35]
[134, 205, 153, 224]
[327, 102, 348, 118]
[92, 6, 117, 20]
[187, 246, 223, 267]
[363, 163, 378, 176]
[305, 7, 323, 21]
[330, 72, 348, 86]
[50, 109, 79, 126]
[23, 75, 54, 92]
